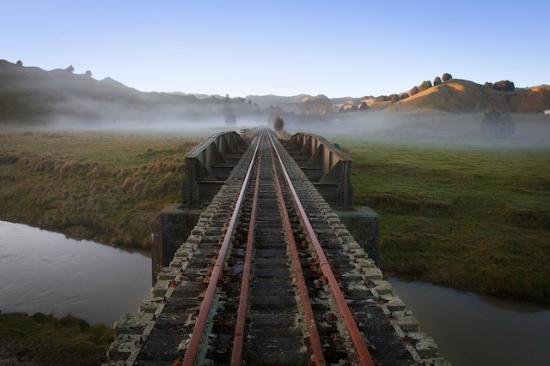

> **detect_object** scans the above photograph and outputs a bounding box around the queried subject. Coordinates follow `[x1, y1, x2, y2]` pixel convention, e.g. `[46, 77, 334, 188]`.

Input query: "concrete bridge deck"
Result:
[105, 129, 449, 366]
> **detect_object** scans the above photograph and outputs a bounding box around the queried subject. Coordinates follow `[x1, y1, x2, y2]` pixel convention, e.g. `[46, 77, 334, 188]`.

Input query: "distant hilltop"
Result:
[338, 74, 550, 113]
[0, 60, 259, 125]
[247, 73, 549, 114]
[1, 60, 549, 126]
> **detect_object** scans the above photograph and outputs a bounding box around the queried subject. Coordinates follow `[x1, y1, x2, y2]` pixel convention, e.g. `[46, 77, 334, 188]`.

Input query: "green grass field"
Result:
[0, 131, 201, 248]
[344, 139, 550, 304]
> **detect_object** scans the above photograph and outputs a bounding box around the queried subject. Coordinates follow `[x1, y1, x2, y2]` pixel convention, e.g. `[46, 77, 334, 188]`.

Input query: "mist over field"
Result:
[2, 59, 549, 149]
[289, 112, 550, 147]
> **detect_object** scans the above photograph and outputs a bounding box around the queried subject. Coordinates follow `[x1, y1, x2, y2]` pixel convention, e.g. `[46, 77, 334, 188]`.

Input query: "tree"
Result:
[481, 110, 514, 138]
[223, 94, 236, 125]
[85, 70, 92, 78]
[409, 86, 419, 96]
[484, 82, 493, 88]
[273, 116, 284, 131]
[389, 94, 400, 103]
[419, 80, 433, 91]
[16, 60, 23, 66]
[399, 92, 410, 100]
[358, 101, 369, 110]
[442, 73, 453, 82]
[492, 80, 515, 92]
[65, 65, 75, 73]
[433, 76, 442, 86]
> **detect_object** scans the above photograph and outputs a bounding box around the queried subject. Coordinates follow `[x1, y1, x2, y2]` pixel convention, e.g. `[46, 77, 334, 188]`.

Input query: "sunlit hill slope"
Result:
[397, 79, 550, 112]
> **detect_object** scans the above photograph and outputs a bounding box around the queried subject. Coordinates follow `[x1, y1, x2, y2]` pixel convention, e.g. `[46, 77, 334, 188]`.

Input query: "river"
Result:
[0, 220, 151, 326]
[0, 220, 549, 365]
[389, 278, 550, 366]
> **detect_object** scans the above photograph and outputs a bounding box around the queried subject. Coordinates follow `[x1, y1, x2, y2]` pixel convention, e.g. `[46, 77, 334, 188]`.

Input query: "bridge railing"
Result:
[284, 132, 353, 209]
[184, 131, 247, 207]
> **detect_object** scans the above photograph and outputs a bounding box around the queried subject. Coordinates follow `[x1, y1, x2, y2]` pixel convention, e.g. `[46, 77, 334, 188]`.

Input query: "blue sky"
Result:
[1, 1, 549, 97]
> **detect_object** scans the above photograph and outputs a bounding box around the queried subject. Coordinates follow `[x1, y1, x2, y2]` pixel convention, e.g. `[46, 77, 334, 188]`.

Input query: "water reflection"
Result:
[0, 220, 151, 326]
[388, 278, 550, 366]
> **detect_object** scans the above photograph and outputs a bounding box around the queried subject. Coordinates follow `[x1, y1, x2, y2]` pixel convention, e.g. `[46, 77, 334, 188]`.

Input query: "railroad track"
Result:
[109, 129, 446, 366]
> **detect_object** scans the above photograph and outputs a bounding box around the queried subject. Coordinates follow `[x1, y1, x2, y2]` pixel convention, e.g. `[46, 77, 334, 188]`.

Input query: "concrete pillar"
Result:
[336, 206, 379, 260]
[151, 204, 202, 284]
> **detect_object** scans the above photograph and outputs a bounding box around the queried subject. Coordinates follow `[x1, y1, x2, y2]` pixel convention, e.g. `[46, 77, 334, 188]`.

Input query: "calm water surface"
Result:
[388, 278, 550, 366]
[0, 220, 151, 325]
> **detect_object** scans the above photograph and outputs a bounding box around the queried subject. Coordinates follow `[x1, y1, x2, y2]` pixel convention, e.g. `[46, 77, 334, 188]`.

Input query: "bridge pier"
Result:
[336, 206, 379, 259]
[151, 204, 202, 284]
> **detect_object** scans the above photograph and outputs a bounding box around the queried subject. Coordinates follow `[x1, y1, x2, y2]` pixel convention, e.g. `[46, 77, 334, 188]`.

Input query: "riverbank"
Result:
[0, 312, 113, 366]
[346, 140, 550, 305]
[0, 131, 199, 248]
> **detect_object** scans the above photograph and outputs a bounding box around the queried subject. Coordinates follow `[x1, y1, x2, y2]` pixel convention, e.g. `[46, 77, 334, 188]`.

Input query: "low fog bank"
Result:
[1, 111, 270, 139]
[4, 109, 550, 149]
[286, 111, 550, 148]
[0, 59, 265, 133]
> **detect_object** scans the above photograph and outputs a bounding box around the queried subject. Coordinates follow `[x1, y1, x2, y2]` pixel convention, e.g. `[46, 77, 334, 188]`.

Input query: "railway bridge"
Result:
[105, 129, 449, 366]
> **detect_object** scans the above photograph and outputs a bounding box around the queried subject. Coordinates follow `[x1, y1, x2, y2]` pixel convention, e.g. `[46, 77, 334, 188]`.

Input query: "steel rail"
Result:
[182, 132, 264, 366]
[267, 131, 375, 366]
[229, 134, 263, 366]
[269, 139, 326, 366]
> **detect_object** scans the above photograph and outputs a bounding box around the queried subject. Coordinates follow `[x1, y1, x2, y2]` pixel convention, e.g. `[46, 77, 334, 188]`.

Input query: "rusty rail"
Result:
[267, 131, 375, 366]
[269, 140, 326, 365]
[182, 132, 263, 366]
[230, 135, 263, 366]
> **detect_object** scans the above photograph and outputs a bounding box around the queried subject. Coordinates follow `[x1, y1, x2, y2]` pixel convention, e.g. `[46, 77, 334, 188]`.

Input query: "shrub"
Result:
[481, 110, 515, 138]
[433, 76, 442, 86]
[273, 116, 284, 131]
[484, 82, 494, 88]
[375, 95, 389, 102]
[85, 70, 92, 77]
[492, 80, 515, 92]
[358, 101, 369, 110]
[409, 86, 419, 96]
[442, 73, 453, 82]
[16, 60, 23, 66]
[389, 94, 400, 103]
[65, 65, 75, 73]
[398, 92, 410, 100]
[418, 80, 433, 91]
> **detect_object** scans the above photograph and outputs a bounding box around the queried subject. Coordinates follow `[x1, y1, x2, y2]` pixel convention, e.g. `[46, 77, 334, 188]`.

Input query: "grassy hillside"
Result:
[0, 60, 260, 125]
[346, 140, 550, 304]
[398, 79, 550, 112]
[0, 312, 113, 366]
[0, 132, 200, 248]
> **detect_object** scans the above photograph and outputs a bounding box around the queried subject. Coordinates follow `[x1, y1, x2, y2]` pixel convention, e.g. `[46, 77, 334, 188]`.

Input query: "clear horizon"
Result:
[2, 0, 549, 98]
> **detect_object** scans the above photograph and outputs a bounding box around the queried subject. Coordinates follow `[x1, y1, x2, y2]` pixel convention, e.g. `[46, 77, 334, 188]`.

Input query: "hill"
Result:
[396, 79, 550, 112]
[2, 60, 548, 124]
[0, 60, 258, 126]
